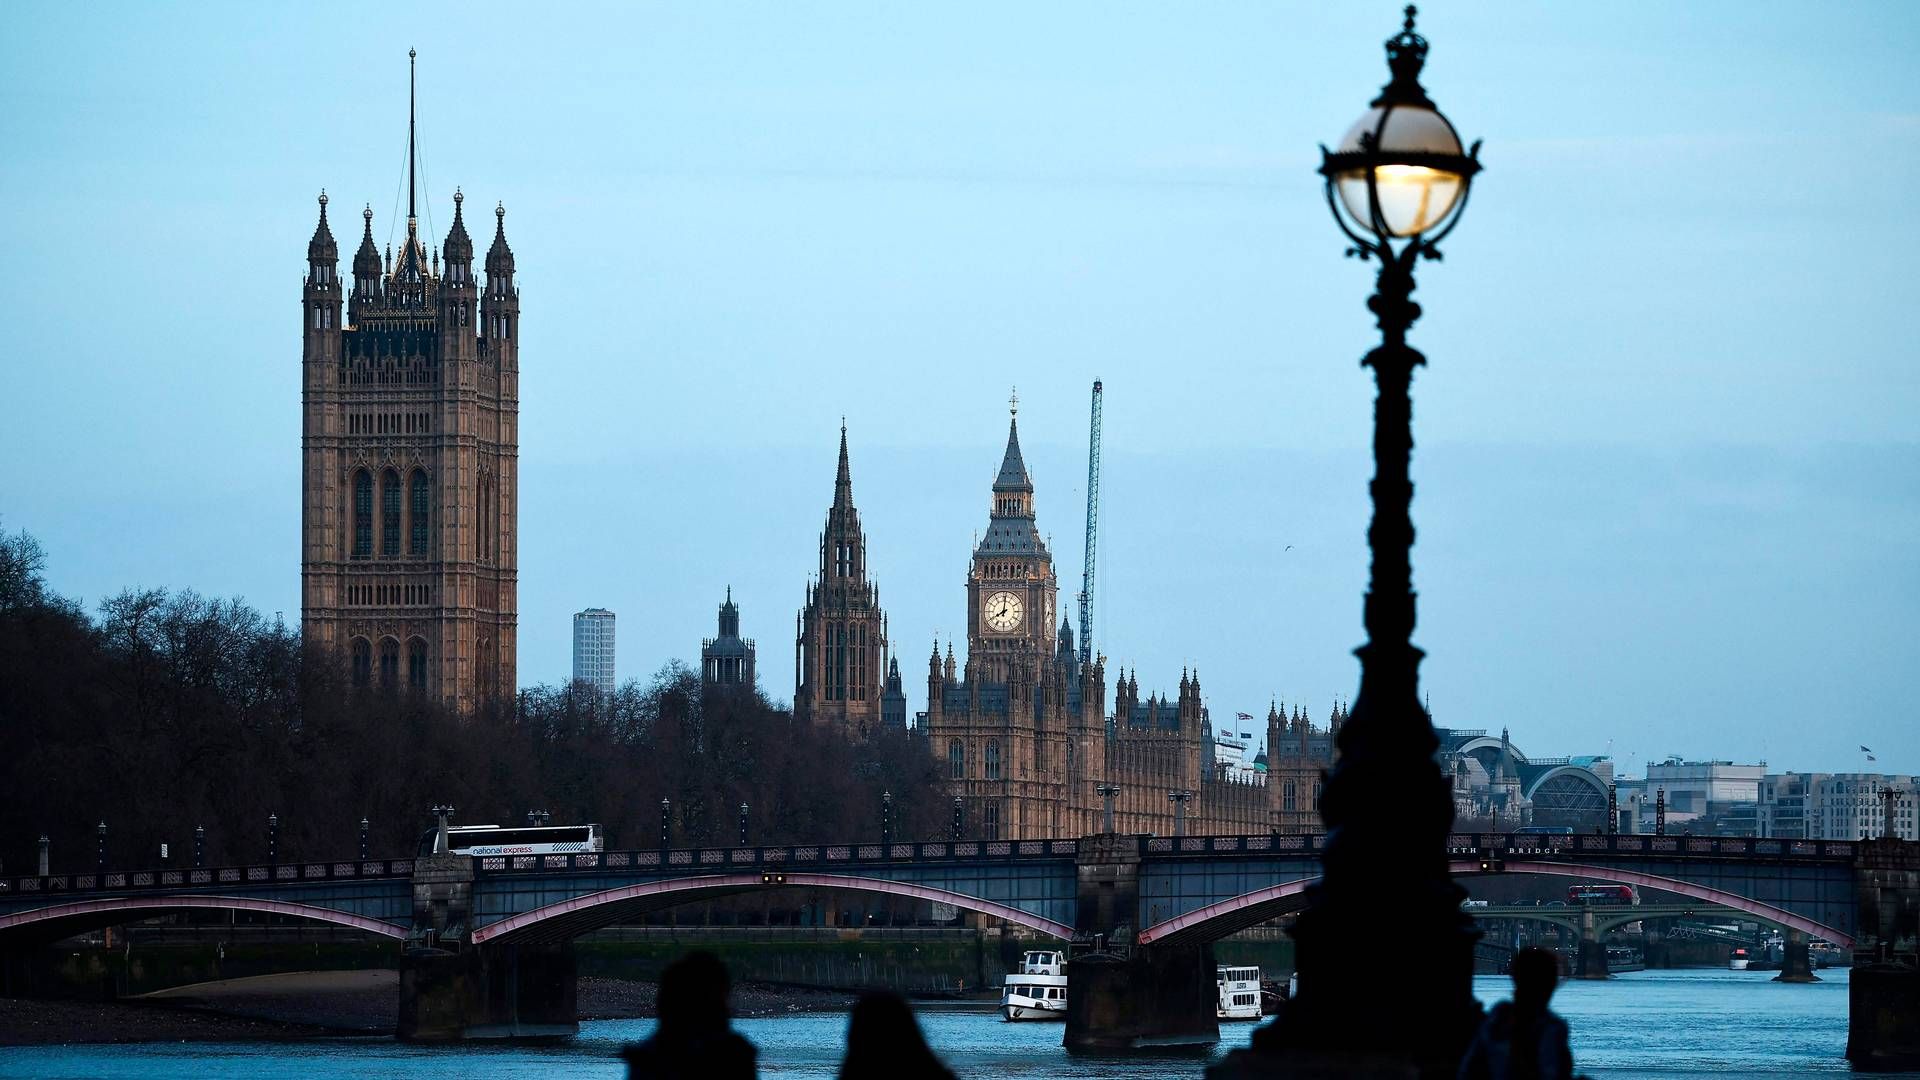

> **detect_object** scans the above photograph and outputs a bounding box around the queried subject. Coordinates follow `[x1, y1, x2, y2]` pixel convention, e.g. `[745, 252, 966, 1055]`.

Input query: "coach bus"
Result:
[417, 823, 605, 857]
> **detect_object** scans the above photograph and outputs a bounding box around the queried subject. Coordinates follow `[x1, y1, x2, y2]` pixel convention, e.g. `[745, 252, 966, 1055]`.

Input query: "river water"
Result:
[4, 968, 1915, 1079]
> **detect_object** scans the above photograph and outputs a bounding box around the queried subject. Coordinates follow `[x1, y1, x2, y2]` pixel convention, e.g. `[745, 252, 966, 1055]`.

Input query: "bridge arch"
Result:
[1138, 860, 1854, 947]
[0, 895, 407, 944]
[473, 872, 1074, 946]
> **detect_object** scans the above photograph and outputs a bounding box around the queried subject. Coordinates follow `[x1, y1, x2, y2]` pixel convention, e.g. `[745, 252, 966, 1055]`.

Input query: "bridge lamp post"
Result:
[739, 803, 750, 846]
[195, 824, 205, 868]
[1096, 783, 1121, 834]
[359, 817, 370, 861]
[1168, 790, 1193, 838]
[1257, 6, 1485, 1070]
[96, 821, 106, 874]
[430, 805, 455, 855]
[882, 790, 894, 850]
[659, 798, 671, 852]
[951, 797, 964, 842]
[38, 834, 50, 877]
[268, 813, 280, 865]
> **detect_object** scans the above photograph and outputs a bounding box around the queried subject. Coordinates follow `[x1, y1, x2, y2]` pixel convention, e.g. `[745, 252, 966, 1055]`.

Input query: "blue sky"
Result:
[2, 2, 1915, 774]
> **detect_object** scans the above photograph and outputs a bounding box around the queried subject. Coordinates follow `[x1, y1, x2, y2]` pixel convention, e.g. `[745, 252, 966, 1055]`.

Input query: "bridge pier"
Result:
[1642, 924, 1670, 970]
[399, 942, 577, 1041]
[1572, 909, 1608, 980]
[396, 853, 578, 1041]
[1772, 928, 1818, 984]
[1848, 837, 1920, 1070]
[1063, 834, 1218, 1053]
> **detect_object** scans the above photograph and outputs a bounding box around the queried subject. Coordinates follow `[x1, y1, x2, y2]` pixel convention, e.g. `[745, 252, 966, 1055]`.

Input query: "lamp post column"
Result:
[1097, 783, 1120, 834]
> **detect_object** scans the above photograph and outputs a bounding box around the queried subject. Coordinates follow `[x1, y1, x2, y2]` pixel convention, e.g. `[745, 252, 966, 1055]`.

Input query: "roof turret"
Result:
[308, 191, 337, 263]
[443, 188, 473, 265]
[353, 205, 381, 279]
[486, 202, 515, 275]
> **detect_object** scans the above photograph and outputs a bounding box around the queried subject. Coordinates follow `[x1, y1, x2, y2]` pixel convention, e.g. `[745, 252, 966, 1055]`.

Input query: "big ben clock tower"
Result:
[967, 393, 1058, 682]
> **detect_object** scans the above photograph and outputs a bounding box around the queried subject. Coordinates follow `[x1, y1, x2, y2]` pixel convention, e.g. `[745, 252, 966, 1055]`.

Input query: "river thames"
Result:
[4, 969, 1915, 1079]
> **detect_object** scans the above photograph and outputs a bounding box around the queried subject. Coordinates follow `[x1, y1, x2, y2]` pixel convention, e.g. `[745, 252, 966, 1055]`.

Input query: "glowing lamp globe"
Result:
[1320, 6, 1481, 246]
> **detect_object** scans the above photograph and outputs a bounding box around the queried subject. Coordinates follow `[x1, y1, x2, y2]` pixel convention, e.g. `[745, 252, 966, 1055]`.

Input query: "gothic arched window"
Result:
[381, 470, 401, 556]
[1283, 780, 1297, 812]
[350, 637, 372, 686]
[353, 470, 373, 558]
[379, 637, 400, 686]
[410, 470, 430, 555]
[983, 803, 1001, 841]
[949, 739, 965, 780]
[985, 739, 1002, 781]
[408, 637, 428, 689]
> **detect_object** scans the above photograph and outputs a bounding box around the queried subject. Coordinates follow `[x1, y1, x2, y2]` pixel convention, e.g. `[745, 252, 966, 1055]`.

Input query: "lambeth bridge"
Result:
[1, 831, 1914, 1055]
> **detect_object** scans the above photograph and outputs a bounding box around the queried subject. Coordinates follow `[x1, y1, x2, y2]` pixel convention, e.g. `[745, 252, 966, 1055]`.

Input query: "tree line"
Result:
[0, 523, 947, 876]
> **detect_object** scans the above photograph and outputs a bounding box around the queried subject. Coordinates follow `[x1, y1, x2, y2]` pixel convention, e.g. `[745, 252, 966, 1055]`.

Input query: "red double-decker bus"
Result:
[1567, 883, 1638, 906]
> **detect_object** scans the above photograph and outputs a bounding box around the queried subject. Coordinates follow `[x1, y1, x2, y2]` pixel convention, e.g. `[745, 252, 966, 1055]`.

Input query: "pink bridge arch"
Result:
[0, 895, 406, 939]
[473, 872, 1074, 945]
[1138, 860, 1854, 947]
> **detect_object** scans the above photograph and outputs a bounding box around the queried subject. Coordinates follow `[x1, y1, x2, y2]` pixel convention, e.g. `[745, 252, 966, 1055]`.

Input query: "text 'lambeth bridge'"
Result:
[1, 830, 1907, 1050]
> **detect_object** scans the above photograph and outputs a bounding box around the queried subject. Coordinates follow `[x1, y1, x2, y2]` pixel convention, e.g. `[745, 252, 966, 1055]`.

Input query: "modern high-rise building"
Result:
[572, 608, 617, 695]
[299, 55, 520, 709]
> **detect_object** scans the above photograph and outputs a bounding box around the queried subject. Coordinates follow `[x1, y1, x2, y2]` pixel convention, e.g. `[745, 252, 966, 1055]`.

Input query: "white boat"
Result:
[1217, 965, 1262, 1021]
[1001, 950, 1068, 1021]
[1729, 947, 1751, 971]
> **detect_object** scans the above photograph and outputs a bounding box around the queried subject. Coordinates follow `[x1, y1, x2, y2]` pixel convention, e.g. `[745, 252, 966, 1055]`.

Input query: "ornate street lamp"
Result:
[1096, 783, 1121, 834]
[881, 790, 894, 849]
[1168, 790, 1194, 838]
[1233, 8, 1484, 1074]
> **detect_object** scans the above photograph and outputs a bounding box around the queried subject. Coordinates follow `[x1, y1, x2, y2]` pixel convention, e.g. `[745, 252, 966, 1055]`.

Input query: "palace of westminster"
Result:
[297, 63, 1356, 841]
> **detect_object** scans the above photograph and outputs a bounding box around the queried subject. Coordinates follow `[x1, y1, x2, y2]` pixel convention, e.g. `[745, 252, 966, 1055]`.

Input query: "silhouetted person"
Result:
[1458, 948, 1574, 1080]
[623, 951, 757, 1080]
[838, 991, 955, 1080]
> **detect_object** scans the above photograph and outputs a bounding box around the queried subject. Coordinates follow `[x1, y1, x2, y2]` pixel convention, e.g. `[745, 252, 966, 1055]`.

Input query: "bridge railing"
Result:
[1443, 833, 1855, 863]
[0, 859, 417, 897]
[4, 830, 1856, 894]
[473, 838, 1085, 875]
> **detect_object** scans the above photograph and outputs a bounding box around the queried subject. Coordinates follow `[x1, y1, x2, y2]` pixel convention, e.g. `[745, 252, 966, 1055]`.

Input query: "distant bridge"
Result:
[0, 831, 1895, 1045]
[0, 832, 1858, 952]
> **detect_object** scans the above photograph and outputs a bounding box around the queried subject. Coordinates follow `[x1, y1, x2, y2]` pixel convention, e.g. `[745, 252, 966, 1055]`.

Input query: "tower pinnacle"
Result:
[407, 49, 418, 228]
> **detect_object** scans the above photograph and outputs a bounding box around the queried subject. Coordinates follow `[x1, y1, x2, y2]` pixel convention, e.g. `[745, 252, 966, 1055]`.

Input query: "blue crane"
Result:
[1077, 379, 1103, 668]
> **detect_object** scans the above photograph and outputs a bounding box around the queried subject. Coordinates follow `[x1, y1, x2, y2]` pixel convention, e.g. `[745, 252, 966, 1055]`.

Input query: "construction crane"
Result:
[1076, 379, 1103, 668]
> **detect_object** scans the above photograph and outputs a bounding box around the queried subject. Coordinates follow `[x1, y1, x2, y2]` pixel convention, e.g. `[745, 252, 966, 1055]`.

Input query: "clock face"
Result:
[983, 590, 1024, 633]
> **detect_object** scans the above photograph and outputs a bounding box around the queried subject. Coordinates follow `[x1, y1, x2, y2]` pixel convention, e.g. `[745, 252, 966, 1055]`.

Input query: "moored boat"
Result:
[1217, 965, 1262, 1020]
[1001, 950, 1068, 1021]
[1729, 947, 1751, 970]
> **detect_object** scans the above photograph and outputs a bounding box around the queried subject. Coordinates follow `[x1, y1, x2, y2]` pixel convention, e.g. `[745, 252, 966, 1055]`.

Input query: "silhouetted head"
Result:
[839, 991, 953, 1080]
[1510, 947, 1559, 1012]
[657, 950, 731, 1033]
